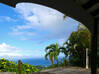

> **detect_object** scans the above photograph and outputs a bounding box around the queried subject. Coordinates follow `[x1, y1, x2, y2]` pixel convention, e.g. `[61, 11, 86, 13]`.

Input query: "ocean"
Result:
[10, 58, 63, 66]
[21, 58, 51, 66]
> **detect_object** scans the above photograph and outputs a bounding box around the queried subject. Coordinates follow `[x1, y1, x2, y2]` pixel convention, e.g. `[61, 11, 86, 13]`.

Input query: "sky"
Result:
[0, 3, 78, 60]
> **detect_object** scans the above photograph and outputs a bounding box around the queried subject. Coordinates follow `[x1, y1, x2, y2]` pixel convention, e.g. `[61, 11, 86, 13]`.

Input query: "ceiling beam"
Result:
[82, 0, 98, 9]
[91, 9, 99, 16]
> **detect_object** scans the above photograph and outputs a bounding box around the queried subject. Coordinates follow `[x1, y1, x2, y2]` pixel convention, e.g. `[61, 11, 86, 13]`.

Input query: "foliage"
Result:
[0, 58, 17, 72]
[64, 24, 91, 67]
[45, 43, 60, 65]
[22, 63, 39, 72]
[59, 46, 69, 65]
[0, 58, 39, 72]
[44, 24, 96, 68]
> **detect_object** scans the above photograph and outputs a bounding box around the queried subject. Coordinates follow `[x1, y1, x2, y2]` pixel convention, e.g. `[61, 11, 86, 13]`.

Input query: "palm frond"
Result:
[45, 52, 49, 60]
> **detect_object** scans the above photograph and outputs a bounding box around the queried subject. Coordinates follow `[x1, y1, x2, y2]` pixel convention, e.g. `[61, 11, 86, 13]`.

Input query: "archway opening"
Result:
[0, 2, 97, 74]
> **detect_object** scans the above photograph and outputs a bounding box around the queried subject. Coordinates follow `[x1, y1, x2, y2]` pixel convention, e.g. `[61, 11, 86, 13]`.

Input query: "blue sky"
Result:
[0, 3, 78, 59]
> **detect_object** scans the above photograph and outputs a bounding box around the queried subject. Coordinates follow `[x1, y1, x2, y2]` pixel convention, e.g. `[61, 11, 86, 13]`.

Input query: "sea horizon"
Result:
[0, 57, 65, 66]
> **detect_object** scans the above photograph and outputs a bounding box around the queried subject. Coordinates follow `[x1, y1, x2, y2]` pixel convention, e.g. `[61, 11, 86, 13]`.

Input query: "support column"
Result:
[91, 18, 98, 74]
[86, 48, 89, 69]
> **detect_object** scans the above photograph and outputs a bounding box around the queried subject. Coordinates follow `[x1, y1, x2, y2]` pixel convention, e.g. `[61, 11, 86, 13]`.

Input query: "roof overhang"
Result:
[0, 0, 97, 33]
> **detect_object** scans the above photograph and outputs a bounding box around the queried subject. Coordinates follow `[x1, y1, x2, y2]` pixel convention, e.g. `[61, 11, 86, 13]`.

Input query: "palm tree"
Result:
[59, 44, 68, 65]
[45, 43, 60, 65]
[45, 50, 54, 65]
[59, 46, 68, 57]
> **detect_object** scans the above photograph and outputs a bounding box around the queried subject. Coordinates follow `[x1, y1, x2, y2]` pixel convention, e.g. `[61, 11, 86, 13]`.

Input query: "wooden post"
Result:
[18, 60, 22, 74]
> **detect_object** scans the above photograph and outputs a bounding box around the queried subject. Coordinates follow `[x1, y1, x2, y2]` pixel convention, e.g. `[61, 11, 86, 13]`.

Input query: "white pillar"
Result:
[86, 48, 89, 69]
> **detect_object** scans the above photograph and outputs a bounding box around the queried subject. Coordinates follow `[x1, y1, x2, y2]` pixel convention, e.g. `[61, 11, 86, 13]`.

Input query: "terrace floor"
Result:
[40, 67, 99, 74]
[0, 67, 99, 74]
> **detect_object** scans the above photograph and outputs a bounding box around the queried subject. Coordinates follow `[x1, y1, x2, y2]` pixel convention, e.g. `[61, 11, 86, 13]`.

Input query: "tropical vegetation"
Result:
[0, 23, 99, 73]
[45, 43, 60, 66]
[44, 23, 98, 68]
[64, 24, 91, 67]
[0, 58, 39, 73]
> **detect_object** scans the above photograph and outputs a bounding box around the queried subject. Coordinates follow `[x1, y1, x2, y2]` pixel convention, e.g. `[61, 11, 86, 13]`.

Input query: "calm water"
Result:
[10, 58, 63, 66]
[21, 58, 51, 66]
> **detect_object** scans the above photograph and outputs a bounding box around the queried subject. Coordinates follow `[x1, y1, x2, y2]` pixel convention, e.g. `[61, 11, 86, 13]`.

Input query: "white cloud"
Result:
[15, 3, 65, 30]
[11, 31, 36, 36]
[0, 16, 17, 22]
[0, 43, 19, 53]
[0, 43, 45, 59]
[11, 3, 78, 43]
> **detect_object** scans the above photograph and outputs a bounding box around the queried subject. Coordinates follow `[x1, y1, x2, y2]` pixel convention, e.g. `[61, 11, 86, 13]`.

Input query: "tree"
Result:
[45, 43, 60, 65]
[59, 44, 68, 65]
[45, 51, 54, 65]
[64, 23, 91, 67]
[59, 46, 68, 58]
